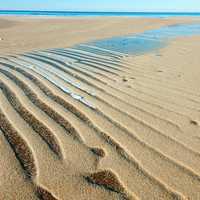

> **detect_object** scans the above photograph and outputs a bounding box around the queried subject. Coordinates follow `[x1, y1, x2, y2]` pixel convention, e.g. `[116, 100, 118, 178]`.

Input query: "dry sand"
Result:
[0, 16, 200, 200]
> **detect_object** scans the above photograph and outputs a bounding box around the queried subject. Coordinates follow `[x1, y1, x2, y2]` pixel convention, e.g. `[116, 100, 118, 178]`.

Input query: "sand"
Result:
[0, 16, 196, 55]
[0, 16, 200, 200]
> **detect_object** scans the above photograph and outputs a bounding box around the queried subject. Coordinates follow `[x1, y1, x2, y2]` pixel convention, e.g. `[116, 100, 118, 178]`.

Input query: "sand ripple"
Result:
[0, 44, 200, 199]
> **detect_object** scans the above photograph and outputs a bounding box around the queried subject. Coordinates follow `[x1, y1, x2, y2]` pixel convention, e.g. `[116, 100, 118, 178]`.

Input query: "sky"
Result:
[0, 0, 200, 12]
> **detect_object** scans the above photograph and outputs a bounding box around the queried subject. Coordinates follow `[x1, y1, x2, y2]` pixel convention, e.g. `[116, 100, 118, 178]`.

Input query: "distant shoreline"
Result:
[1, 10, 200, 17]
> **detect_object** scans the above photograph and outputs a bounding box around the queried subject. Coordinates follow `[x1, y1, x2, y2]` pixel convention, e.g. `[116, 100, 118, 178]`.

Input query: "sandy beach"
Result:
[0, 16, 196, 55]
[1, 16, 200, 200]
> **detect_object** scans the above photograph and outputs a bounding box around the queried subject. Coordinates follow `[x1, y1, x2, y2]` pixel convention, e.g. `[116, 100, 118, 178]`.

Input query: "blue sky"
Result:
[0, 0, 200, 12]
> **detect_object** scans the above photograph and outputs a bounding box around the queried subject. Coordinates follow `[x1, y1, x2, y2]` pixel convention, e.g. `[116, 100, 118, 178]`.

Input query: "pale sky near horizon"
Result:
[0, 0, 199, 12]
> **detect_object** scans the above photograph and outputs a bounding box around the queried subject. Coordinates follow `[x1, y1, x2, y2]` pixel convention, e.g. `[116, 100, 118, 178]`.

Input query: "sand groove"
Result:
[0, 107, 36, 178]
[0, 62, 140, 199]
[3, 58, 198, 169]
[7, 54, 200, 158]
[16, 53, 196, 119]
[0, 59, 189, 198]
[0, 107, 58, 200]
[19, 53, 185, 129]
[0, 60, 187, 199]
[0, 73, 63, 158]
[0, 43, 200, 199]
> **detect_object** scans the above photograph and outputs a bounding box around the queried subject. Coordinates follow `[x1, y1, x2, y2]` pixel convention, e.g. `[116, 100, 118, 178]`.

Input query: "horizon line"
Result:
[1, 10, 200, 13]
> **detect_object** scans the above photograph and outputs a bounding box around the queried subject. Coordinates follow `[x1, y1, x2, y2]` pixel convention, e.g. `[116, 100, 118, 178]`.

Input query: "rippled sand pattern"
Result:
[0, 42, 200, 200]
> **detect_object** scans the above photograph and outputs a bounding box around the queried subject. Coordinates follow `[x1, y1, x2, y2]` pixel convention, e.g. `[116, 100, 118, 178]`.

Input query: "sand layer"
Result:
[0, 17, 200, 200]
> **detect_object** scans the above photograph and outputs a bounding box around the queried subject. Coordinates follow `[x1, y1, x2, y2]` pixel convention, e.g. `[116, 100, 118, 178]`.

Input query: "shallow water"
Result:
[82, 23, 200, 55]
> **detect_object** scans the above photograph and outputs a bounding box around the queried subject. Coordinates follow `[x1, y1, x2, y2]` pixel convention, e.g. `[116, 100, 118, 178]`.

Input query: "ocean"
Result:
[0, 10, 200, 17]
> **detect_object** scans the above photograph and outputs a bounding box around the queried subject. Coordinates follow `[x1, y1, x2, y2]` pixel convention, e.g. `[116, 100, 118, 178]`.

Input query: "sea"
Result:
[0, 10, 200, 18]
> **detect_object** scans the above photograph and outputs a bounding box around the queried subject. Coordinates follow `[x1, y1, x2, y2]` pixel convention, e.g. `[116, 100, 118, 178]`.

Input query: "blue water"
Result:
[1, 10, 200, 18]
[83, 23, 200, 54]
